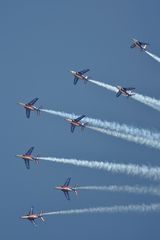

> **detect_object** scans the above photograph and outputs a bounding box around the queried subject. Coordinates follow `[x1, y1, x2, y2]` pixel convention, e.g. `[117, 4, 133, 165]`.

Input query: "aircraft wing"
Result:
[64, 191, 70, 200]
[74, 77, 79, 85]
[31, 220, 37, 226]
[27, 98, 39, 105]
[64, 177, 71, 186]
[26, 109, 31, 118]
[26, 147, 34, 155]
[25, 160, 30, 169]
[116, 91, 122, 97]
[141, 42, 150, 46]
[71, 124, 76, 133]
[125, 87, 135, 91]
[29, 207, 34, 215]
[130, 43, 136, 48]
[78, 69, 90, 75]
[74, 115, 86, 122]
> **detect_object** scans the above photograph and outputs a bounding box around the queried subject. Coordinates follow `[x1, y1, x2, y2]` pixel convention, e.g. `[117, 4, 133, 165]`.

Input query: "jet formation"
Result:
[19, 38, 151, 225]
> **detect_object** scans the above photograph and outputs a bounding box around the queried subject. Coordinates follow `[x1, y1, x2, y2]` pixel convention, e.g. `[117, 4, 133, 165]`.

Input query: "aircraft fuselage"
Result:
[132, 39, 147, 50]
[21, 214, 39, 220]
[16, 154, 34, 161]
[116, 86, 135, 97]
[56, 186, 73, 192]
[18, 103, 37, 111]
[65, 118, 84, 127]
[70, 70, 88, 80]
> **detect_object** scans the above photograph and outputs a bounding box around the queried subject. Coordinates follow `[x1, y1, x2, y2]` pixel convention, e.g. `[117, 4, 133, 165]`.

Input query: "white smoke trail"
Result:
[89, 79, 160, 111]
[132, 94, 160, 111]
[41, 108, 160, 142]
[37, 157, 160, 181]
[77, 185, 160, 196]
[43, 203, 160, 216]
[86, 126, 160, 150]
[89, 79, 117, 93]
[145, 50, 160, 63]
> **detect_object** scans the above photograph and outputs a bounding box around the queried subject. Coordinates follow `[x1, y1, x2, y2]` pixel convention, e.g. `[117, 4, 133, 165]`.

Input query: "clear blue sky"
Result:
[1, 0, 160, 239]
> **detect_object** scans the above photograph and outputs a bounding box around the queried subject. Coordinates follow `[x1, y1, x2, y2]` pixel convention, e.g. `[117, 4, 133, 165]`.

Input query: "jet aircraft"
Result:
[130, 38, 149, 51]
[65, 115, 87, 133]
[18, 98, 41, 118]
[70, 69, 90, 85]
[16, 147, 39, 169]
[55, 177, 78, 200]
[21, 207, 45, 226]
[116, 86, 136, 97]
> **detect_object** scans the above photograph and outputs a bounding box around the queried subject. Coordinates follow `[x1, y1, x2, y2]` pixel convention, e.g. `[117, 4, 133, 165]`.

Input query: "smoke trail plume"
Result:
[37, 157, 160, 181]
[89, 79, 117, 93]
[77, 185, 160, 196]
[86, 126, 160, 150]
[41, 109, 160, 142]
[43, 203, 160, 216]
[132, 94, 160, 111]
[89, 79, 160, 112]
[145, 50, 160, 63]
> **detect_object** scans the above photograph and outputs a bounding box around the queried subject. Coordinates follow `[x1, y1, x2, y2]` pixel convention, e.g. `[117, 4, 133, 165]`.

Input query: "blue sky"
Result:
[1, 1, 160, 239]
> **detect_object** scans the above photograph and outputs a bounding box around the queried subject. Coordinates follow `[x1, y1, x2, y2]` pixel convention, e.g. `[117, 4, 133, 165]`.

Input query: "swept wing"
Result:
[27, 98, 39, 105]
[29, 207, 34, 215]
[64, 177, 71, 186]
[74, 77, 79, 85]
[26, 109, 31, 118]
[130, 43, 136, 48]
[74, 115, 86, 122]
[24, 160, 30, 169]
[25, 147, 34, 155]
[64, 191, 70, 200]
[124, 87, 135, 91]
[116, 91, 122, 97]
[78, 69, 90, 75]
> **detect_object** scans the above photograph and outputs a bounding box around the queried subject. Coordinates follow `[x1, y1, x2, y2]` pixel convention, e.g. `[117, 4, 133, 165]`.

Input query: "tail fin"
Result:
[74, 77, 79, 85]
[34, 156, 39, 165]
[36, 106, 42, 115]
[40, 216, 45, 222]
[73, 184, 78, 195]
[40, 210, 45, 222]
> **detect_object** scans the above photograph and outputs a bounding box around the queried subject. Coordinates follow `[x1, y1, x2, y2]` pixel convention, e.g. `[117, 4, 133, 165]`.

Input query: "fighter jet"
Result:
[130, 38, 149, 51]
[18, 98, 41, 118]
[16, 147, 39, 169]
[70, 69, 90, 85]
[55, 177, 78, 200]
[116, 86, 136, 98]
[65, 115, 87, 133]
[21, 207, 45, 226]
